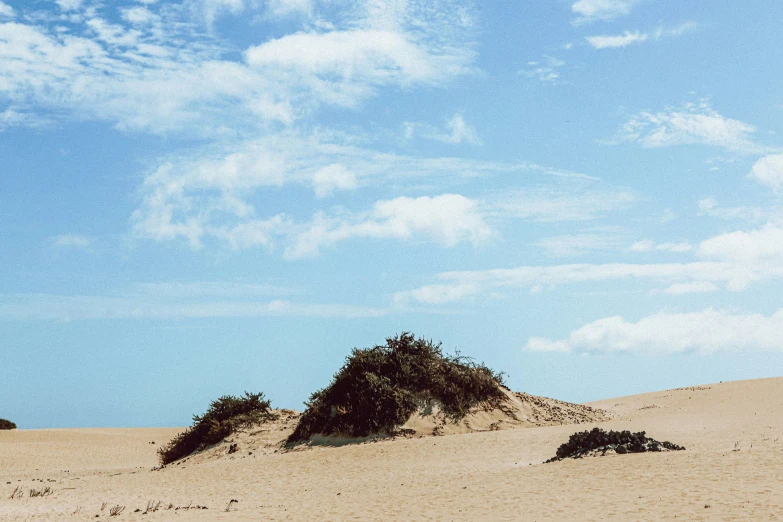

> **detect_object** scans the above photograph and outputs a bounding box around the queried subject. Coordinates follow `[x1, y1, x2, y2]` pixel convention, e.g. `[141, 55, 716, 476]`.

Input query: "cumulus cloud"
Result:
[524, 308, 783, 354]
[618, 100, 765, 153]
[749, 154, 783, 191]
[571, 0, 638, 24]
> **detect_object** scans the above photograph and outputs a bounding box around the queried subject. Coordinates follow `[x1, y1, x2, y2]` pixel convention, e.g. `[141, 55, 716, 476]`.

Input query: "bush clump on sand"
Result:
[0, 418, 16, 430]
[159, 392, 276, 465]
[546, 427, 685, 463]
[288, 332, 506, 443]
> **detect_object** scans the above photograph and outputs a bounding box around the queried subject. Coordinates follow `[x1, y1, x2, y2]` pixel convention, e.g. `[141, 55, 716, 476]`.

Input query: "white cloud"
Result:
[749, 154, 783, 191]
[586, 30, 647, 49]
[488, 186, 635, 222]
[537, 233, 620, 257]
[284, 194, 493, 259]
[524, 308, 783, 354]
[0, 292, 384, 321]
[393, 283, 479, 305]
[0, 1, 476, 135]
[698, 224, 783, 264]
[55, 0, 84, 11]
[0, 1, 15, 18]
[661, 281, 718, 295]
[404, 113, 482, 145]
[518, 56, 565, 84]
[571, 0, 638, 24]
[52, 234, 92, 248]
[396, 221, 783, 304]
[629, 239, 692, 253]
[266, 0, 313, 18]
[130, 129, 608, 252]
[618, 101, 765, 153]
[587, 23, 698, 50]
[312, 164, 357, 198]
[697, 197, 769, 223]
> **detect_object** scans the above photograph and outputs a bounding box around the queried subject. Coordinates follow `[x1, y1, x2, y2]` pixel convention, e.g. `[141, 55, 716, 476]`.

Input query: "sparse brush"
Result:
[109, 505, 125, 516]
[288, 332, 506, 442]
[9, 486, 23, 499]
[29, 487, 53, 498]
[158, 392, 277, 465]
[546, 427, 685, 463]
[0, 418, 16, 430]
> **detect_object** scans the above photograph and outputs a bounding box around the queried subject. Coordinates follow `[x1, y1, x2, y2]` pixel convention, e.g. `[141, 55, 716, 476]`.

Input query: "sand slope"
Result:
[2, 378, 782, 520]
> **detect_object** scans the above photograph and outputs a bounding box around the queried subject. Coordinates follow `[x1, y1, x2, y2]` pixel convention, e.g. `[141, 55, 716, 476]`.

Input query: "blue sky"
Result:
[2, 0, 783, 428]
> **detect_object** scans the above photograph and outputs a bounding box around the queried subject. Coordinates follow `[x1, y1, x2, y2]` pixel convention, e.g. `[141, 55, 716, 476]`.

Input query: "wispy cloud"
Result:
[617, 100, 769, 153]
[130, 127, 617, 254]
[0, 1, 476, 135]
[629, 239, 692, 253]
[571, 0, 639, 24]
[0, 1, 14, 18]
[518, 56, 565, 84]
[51, 234, 92, 249]
[284, 194, 493, 259]
[587, 23, 698, 49]
[697, 197, 771, 223]
[394, 222, 783, 304]
[0, 282, 384, 321]
[524, 308, 783, 354]
[404, 113, 482, 145]
[537, 232, 622, 257]
[587, 30, 647, 49]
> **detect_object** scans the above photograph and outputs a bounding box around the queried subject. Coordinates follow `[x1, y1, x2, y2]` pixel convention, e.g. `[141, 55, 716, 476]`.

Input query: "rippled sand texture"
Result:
[1, 377, 781, 520]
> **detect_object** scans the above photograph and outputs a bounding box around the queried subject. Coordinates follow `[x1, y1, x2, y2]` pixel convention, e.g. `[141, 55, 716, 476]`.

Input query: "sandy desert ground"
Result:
[1, 377, 782, 521]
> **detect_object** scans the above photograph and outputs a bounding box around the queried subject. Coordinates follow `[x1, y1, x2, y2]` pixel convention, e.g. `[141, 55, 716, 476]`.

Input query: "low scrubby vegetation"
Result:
[158, 392, 276, 465]
[0, 418, 16, 430]
[288, 332, 506, 443]
[546, 427, 685, 463]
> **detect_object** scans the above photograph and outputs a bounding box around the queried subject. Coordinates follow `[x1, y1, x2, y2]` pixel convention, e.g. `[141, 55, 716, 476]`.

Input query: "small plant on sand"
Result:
[0, 418, 16, 430]
[545, 427, 685, 463]
[288, 332, 506, 442]
[158, 392, 276, 465]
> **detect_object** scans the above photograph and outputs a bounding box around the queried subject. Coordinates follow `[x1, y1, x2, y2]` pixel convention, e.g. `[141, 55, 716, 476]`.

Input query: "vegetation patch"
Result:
[0, 418, 16, 430]
[546, 427, 685, 463]
[159, 392, 276, 465]
[288, 332, 506, 443]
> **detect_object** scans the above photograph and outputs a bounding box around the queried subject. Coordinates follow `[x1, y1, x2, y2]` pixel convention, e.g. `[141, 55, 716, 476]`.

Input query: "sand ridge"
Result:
[2, 377, 782, 520]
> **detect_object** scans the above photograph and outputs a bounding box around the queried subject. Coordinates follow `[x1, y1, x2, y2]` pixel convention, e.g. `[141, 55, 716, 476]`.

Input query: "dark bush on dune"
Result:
[287, 332, 506, 443]
[159, 392, 276, 465]
[0, 418, 16, 430]
[546, 427, 685, 463]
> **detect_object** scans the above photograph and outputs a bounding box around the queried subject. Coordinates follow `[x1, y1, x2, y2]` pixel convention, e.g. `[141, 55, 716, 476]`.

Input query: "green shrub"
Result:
[0, 418, 16, 430]
[158, 392, 275, 465]
[288, 332, 506, 443]
[545, 427, 685, 462]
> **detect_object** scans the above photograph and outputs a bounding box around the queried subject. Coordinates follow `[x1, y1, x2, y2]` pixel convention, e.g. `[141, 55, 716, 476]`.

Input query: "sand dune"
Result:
[2, 377, 782, 520]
